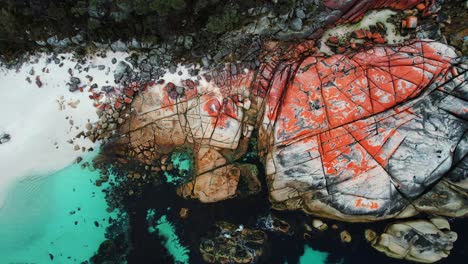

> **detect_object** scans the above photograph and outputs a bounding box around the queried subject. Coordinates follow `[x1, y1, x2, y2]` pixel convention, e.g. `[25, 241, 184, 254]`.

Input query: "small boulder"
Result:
[371, 219, 457, 263]
[340, 230, 352, 243]
[179, 208, 189, 219]
[312, 219, 328, 231]
[114, 61, 131, 83]
[290, 18, 303, 31]
[364, 229, 377, 242]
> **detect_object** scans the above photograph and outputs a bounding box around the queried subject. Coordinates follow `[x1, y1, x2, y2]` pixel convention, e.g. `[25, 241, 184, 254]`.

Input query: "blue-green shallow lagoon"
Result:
[0, 152, 113, 263]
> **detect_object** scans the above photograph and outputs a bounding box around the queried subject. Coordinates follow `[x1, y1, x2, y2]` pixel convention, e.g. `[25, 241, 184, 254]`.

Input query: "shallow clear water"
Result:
[0, 152, 112, 263]
[299, 245, 328, 264]
[147, 209, 190, 264]
[155, 215, 190, 264]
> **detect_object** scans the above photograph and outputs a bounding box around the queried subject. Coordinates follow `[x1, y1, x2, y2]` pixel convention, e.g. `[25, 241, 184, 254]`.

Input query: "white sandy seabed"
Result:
[0, 50, 200, 263]
[0, 52, 127, 263]
[0, 52, 129, 207]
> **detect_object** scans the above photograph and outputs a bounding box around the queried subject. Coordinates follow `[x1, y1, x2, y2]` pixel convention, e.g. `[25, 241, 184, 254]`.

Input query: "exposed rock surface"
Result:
[200, 222, 267, 264]
[370, 218, 457, 263]
[113, 38, 467, 220]
[262, 40, 468, 221]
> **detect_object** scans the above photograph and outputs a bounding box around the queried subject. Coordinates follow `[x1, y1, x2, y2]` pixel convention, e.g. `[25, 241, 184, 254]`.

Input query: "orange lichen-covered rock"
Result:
[261, 40, 467, 221]
[405, 16, 418, 29]
[115, 36, 467, 220]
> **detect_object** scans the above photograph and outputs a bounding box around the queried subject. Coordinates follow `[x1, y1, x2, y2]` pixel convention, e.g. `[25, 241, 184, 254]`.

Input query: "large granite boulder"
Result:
[261, 40, 468, 221]
[369, 218, 457, 263]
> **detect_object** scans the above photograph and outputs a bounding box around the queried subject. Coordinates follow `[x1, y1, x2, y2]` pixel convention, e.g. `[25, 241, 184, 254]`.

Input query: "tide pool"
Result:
[164, 150, 193, 185]
[0, 152, 114, 263]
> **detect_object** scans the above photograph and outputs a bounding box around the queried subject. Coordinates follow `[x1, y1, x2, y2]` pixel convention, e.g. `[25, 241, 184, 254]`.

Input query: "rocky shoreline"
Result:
[79, 1, 468, 263]
[1, 1, 467, 263]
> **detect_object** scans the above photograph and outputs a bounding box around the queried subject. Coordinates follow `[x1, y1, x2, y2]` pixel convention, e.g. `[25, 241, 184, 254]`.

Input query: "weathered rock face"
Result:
[117, 36, 467, 220]
[261, 40, 468, 221]
[370, 218, 458, 263]
[116, 64, 261, 202]
[200, 222, 267, 264]
[177, 165, 241, 203]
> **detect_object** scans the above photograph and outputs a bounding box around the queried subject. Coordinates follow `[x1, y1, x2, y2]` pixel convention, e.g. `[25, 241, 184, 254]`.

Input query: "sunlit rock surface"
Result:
[370, 218, 457, 263]
[263, 40, 467, 221]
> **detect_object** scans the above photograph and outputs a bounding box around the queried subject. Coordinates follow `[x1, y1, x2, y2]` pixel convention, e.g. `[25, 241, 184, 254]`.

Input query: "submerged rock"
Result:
[364, 229, 377, 242]
[179, 208, 189, 219]
[257, 214, 291, 235]
[200, 222, 267, 264]
[340, 230, 352, 243]
[371, 219, 457, 263]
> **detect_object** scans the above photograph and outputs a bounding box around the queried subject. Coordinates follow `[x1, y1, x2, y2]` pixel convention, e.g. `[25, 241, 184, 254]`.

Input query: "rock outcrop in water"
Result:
[369, 218, 458, 263]
[114, 39, 467, 222]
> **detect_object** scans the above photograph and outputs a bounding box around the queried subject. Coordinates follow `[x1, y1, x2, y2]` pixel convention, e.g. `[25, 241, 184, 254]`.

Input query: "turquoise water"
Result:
[164, 150, 193, 185]
[171, 151, 192, 172]
[0, 152, 113, 263]
[147, 209, 190, 264]
[299, 245, 329, 264]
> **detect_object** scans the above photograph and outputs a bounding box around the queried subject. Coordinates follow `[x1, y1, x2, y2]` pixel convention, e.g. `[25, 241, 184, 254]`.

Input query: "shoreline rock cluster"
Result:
[369, 218, 458, 263]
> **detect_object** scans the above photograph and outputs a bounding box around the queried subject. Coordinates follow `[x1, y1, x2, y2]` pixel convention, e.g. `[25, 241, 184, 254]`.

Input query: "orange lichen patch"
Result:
[201, 97, 239, 129]
[267, 41, 457, 209]
[273, 41, 453, 145]
[355, 198, 380, 209]
[319, 136, 378, 179]
[328, 36, 339, 44]
[405, 16, 418, 29]
[183, 85, 200, 100]
[161, 92, 176, 111]
[319, 127, 355, 159]
[284, 40, 317, 60]
[203, 97, 221, 118]
[351, 29, 372, 39]
[345, 110, 415, 167]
